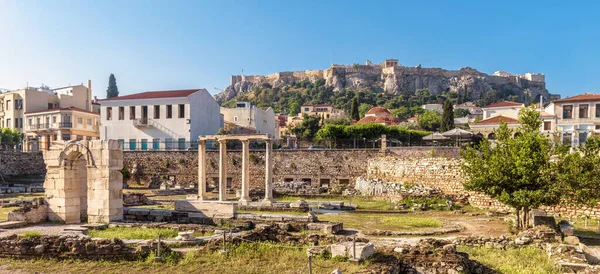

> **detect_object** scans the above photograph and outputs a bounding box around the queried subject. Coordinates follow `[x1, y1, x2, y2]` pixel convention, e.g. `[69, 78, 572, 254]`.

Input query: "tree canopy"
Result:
[350, 97, 359, 121]
[1, 128, 22, 146]
[418, 110, 442, 131]
[358, 103, 373, 118]
[315, 123, 430, 147]
[289, 114, 321, 140]
[106, 74, 119, 98]
[461, 106, 600, 229]
[440, 99, 454, 132]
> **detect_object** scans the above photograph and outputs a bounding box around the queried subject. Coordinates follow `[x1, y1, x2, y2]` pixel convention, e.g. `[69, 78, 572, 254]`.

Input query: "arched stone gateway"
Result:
[43, 140, 123, 224]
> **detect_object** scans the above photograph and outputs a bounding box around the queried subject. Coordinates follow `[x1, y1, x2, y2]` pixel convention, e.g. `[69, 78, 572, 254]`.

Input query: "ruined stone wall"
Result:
[0, 152, 46, 177]
[123, 149, 382, 190]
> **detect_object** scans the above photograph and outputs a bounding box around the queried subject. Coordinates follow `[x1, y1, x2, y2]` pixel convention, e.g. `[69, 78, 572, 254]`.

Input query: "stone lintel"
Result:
[198, 134, 271, 142]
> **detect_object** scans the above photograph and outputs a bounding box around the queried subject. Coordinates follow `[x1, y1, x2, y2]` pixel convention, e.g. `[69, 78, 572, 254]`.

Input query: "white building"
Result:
[99, 89, 222, 150]
[220, 102, 277, 139]
[422, 104, 443, 113]
[481, 101, 524, 119]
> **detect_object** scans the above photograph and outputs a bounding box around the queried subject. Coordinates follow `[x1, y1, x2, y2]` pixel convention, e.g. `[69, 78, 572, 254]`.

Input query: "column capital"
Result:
[218, 139, 228, 145]
[265, 139, 273, 144]
[198, 139, 207, 145]
[241, 139, 250, 145]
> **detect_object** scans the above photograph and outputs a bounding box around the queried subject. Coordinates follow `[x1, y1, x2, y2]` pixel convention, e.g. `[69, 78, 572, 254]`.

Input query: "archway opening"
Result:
[62, 150, 89, 223]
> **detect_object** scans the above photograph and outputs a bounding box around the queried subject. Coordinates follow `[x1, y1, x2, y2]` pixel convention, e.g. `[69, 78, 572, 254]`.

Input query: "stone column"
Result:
[197, 140, 207, 200]
[239, 139, 251, 205]
[262, 139, 275, 204]
[218, 139, 227, 201]
[381, 134, 387, 155]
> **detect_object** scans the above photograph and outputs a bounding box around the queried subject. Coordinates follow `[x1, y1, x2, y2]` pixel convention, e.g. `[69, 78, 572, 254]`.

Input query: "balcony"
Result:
[133, 118, 152, 127]
[26, 122, 72, 131]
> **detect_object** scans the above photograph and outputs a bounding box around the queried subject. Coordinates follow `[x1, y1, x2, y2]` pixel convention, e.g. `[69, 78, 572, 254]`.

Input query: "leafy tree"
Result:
[418, 110, 442, 131]
[454, 108, 470, 118]
[323, 116, 351, 125]
[440, 99, 455, 132]
[106, 74, 119, 98]
[350, 97, 359, 121]
[1, 128, 22, 146]
[391, 106, 411, 120]
[289, 102, 301, 116]
[315, 123, 431, 147]
[461, 106, 600, 229]
[358, 103, 373, 118]
[289, 114, 321, 140]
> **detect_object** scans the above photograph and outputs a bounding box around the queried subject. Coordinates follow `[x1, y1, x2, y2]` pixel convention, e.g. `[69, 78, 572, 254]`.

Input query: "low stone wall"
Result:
[354, 177, 442, 198]
[0, 235, 148, 260]
[123, 193, 150, 206]
[8, 204, 48, 223]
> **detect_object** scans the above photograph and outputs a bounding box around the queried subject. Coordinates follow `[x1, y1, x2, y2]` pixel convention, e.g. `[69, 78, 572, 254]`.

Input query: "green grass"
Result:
[22, 231, 42, 238]
[88, 227, 180, 240]
[458, 246, 561, 274]
[276, 195, 395, 210]
[319, 212, 442, 231]
[559, 217, 600, 237]
[0, 207, 14, 222]
[0, 242, 370, 274]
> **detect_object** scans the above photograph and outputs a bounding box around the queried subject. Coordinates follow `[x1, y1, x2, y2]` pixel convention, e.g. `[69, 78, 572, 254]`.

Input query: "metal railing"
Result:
[133, 118, 150, 127]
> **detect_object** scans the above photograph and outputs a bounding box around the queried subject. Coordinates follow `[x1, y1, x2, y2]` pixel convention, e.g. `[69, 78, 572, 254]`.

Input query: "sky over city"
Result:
[1, 0, 599, 98]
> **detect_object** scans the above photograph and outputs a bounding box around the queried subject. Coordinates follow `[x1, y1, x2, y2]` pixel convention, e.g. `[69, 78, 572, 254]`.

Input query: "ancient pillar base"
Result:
[238, 197, 251, 205]
[261, 198, 275, 205]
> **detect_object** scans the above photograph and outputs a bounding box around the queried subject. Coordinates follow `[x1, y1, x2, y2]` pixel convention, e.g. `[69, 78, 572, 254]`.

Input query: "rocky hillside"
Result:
[215, 60, 552, 105]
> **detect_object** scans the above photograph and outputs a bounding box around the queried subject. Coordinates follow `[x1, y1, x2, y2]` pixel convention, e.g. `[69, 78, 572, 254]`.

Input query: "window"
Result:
[178, 104, 185, 118]
[48, 103, 53, 109]
[178, 138, 185, 150]
[580, 132, 589, 144]
[118, 106, 125, 120]
[52, 116, 57, 123]
[579, 104, 589, 119]
[15, 100, 22, 110]
[129, 139, 137, 150]
[86, 136, 92, 141]
[304, 107, 309, 112]
[166, 105, 172, 119]
[77, 117, 83, 125]
[46, 117, 50, 127]
[152, 138, 160, 150]
[118, 139, 125, 150]
[36, 117, 40, 126]
[87, 118, 92, 125]
[563, 105, 573, 119]
[5, 100, 10, 110]
[141, 139, 148, 150]
[28, 119, 32, 126]
[154, 105, 160, 119]
[234, 116, 238, 122]
[129, 106, 136, 120]
[62, 134, 71, 141]
[6, 119, 10, 128]
[106, 107, 112, 120]
[597, 104, 600, 118]
[543, 121, 551, 131]
[76, 135, 83, 141]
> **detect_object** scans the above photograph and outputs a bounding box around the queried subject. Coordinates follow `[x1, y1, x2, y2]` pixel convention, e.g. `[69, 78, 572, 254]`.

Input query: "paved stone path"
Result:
[0, 223, 84, 237]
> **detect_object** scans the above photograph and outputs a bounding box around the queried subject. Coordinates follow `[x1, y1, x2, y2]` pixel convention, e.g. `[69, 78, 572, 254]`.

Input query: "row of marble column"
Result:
[197, 139, 274, 204]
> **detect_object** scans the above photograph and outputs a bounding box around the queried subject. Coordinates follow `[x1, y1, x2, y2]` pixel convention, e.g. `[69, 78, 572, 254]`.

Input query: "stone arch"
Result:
[43, 140, 123, 224]
[487, 132, 496, 140]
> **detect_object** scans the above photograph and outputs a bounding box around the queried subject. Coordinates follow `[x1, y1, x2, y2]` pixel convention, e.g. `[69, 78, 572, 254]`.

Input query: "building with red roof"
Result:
[356, 106, 401, 126]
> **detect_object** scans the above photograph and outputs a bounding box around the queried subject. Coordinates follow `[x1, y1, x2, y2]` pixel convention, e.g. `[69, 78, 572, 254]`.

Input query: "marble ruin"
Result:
[43, 140, 124, 224]
[196, 134, 274, 205]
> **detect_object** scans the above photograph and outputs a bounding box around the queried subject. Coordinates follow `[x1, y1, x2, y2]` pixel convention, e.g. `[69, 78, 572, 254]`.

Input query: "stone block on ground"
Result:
[533, 215, 556, 229]
[174, 200, 237, 218]
[564, 236, 580, 245]
[330, 242, 374, 260]
[175, 231, 195, 241]
[580, 243, 600, 264]
[559, 220, 575, 236]
[290, 200, 308, 209]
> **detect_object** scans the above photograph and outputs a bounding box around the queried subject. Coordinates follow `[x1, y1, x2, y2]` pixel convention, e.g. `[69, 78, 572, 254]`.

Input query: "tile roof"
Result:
[483, 101, 523, 108]
[356, 115, 401, 125]
[552, 93, 600, 103]
[366, 106, 391, 115]
[470, 115, 519, 125]
[100, 89, 202, 101]
[25, 107, 99, 115]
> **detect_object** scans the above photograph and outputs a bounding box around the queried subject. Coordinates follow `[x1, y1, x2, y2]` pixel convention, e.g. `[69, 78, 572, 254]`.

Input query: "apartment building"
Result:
[0, 81, 95, 151]
[300, 104, 344, 120]
[545, 93, 600, 146]
[24, 107, 100, 151]
[220, 102, 277, 139]
[470, 100, 555, 139]
[99, 89, 222, 150]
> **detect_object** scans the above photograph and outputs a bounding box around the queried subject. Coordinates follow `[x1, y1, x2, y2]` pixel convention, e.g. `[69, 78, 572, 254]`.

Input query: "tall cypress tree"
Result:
[350, 97, 360, 121]
[441, 99, 455, 132]
[106, 74, 119, 98]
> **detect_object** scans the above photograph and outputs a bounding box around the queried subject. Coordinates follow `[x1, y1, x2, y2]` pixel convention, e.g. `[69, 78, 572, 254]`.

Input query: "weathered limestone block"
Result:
[330, 242, 374, 259]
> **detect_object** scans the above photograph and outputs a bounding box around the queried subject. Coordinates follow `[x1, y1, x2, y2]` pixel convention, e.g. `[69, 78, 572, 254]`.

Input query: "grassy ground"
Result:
[88, 227, 180, 240]
[276, 195, 395, 210]
[559, 217, 600, 237]
[458, 246, 561, 274]
[0, 242, 370, 274]
[319, 212, 442, 231]
[0, 207, 14, 222]
[0, 194, 45, 201]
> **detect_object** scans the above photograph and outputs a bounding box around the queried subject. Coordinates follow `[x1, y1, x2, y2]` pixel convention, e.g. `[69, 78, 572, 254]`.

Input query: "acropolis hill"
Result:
[215, 59, 552, 103]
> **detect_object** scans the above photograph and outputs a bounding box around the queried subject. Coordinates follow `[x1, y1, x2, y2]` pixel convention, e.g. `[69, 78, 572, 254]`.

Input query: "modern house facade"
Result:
[99, 89, 222, 150]
[220, 102, 277, 139]
[0, 81, 95, 151]
[545, 93, 600, 146]
[300, 104, 344, 120]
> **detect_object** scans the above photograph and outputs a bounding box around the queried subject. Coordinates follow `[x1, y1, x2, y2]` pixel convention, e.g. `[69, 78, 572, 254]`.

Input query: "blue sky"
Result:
[1, 0, 598, 99]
